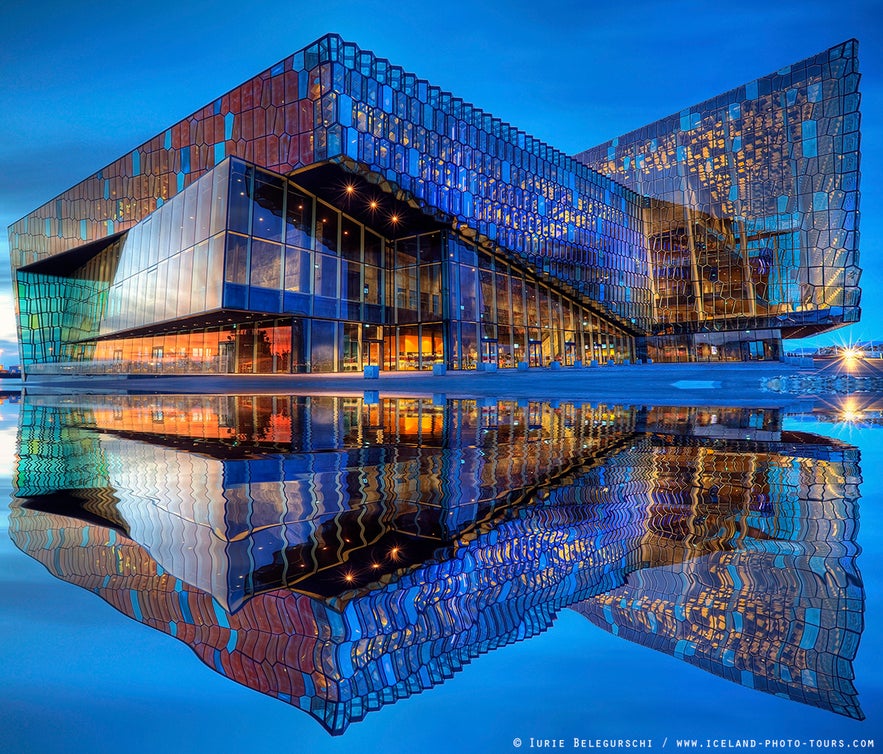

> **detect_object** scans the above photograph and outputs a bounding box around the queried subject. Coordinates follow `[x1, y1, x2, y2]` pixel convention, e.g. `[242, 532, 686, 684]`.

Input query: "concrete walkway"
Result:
[24, 361, 823, 407]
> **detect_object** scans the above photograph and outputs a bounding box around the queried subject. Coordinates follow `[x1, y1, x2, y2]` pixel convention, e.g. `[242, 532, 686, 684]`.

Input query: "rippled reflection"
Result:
[8, 395, 863, 732]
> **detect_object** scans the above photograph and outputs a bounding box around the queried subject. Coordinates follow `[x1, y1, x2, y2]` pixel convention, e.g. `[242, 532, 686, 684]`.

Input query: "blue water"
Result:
[1, 395, 881, 753]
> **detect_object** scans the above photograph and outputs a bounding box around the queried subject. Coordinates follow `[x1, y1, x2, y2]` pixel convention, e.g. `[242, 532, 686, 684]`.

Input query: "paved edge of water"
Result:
[17, 362, 828, 407]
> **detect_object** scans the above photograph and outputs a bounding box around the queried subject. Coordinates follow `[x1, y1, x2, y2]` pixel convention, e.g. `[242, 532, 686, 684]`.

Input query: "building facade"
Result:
[8, 36, 861, 376]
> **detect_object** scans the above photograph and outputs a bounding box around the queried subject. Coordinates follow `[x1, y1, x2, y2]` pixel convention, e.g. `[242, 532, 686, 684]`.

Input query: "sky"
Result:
[1, 0, 881, 365]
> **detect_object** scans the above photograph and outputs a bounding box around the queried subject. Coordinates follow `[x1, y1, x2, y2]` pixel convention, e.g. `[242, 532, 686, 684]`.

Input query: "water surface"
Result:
[2, 393, 881, 752]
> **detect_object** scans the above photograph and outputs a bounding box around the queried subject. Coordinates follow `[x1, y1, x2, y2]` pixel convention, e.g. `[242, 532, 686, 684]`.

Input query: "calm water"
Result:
[1, 392, 882, 752]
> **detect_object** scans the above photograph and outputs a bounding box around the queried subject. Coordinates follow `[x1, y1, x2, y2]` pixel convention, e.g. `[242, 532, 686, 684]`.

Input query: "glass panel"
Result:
[155, 260, 168, 322]
[421, 324, 444, 365]
[225, 234, 249, 284]
[195, 172, 213, 243]
[177, 248, 193, 318]
[181, 181, 198, 249]
[191, 241, 208, 313]
[314, 254, 338, 299]
[419, 264, 442, 320]
[165, 255, 180, 321]
[364, 229, 382, 266]
[396, 237, 418, 267]
[396, 266, 418, 323]
[459, 264, 477, 321]
[479, 269, 495, 322]
[492, 267, 509, 325]
[255, 323, 287, 373]
[250, 240, 282, 289]
[315, 202, 339, 254]
[210, 161, 230, 236]
[251, 172, 284, 242]
[340, 217, 361, 261]
[342, 259, 361, 302]
[168, 195, 184, 259]
[284, 247, 311, 293]
[285, 187, 313, 248]
[363, 265, 381, 306]
[419, 231, 443, 263]
[310, 320, 336, 372]
[397, 324, 419, 370]
[236, 325, 254, 373]
[342, 322, 360, 371]
[206, 235, 224, 310]
[228, 162, 252, 235]
[460, 322, 478, 369]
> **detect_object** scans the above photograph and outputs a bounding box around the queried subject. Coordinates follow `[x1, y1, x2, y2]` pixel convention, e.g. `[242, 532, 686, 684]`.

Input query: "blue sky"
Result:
[1, 0, 881, 364]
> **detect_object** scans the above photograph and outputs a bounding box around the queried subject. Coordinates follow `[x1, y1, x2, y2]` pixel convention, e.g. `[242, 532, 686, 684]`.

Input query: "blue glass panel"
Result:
[802, 119, 818, 158]
[223, 283, 248, 309]
[248, 287, 282, 313]
[278, 285, 307, 316]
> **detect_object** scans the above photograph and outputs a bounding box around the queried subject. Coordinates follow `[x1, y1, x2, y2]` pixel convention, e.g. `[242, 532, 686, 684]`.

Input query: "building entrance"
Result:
[528, 341, 543, 368]
[481, 339, 498, 367]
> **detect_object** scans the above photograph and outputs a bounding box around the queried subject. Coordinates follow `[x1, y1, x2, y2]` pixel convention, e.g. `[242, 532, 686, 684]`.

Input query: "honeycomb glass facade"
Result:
[8, 36, 861, 375]
[579, 40, 861, 361]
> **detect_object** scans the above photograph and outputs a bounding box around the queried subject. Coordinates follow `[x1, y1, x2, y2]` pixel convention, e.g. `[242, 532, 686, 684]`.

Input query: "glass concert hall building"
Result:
[8, 36, 862, 377]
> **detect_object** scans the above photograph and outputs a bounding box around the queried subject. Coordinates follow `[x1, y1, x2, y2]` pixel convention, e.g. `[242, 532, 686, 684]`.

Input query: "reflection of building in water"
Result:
[573, 437, 864, 720]
[10, 395, 864, 732]
[15, 395, 641, 610]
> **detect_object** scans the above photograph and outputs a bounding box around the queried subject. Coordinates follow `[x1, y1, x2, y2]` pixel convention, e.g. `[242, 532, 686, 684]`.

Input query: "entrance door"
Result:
[219, 341, 235, 373]
[365, 340, 383, 368]
[564, 341, 576, 366]
[481, 339, 498, 367]
[528, 341, 543, 368]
